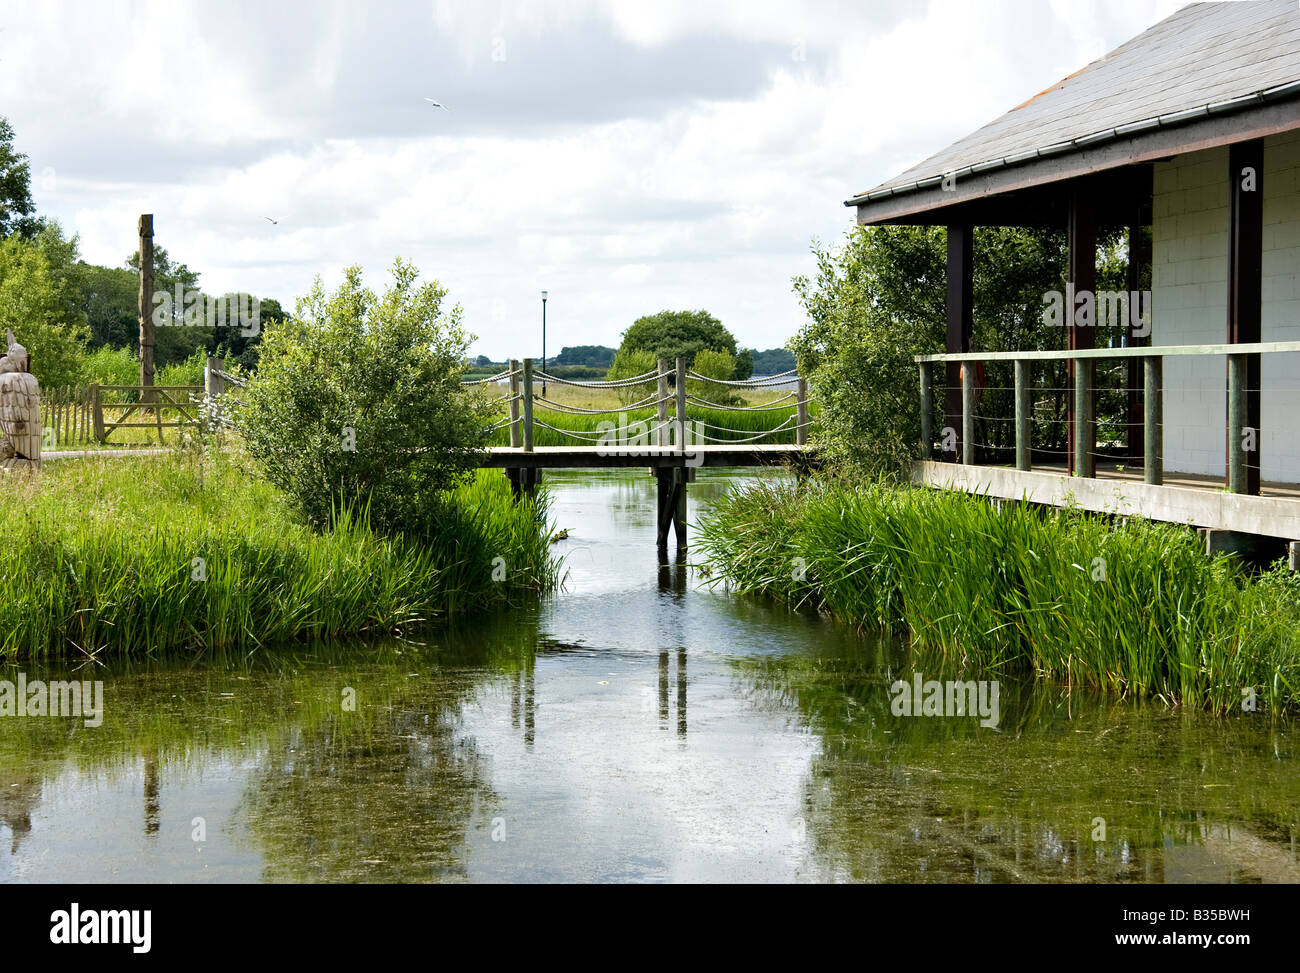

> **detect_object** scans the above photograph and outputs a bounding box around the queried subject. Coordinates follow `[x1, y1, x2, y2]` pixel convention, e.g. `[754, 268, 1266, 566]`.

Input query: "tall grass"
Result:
[0, 450, 560, 660]
[696, 478, 1300, 713]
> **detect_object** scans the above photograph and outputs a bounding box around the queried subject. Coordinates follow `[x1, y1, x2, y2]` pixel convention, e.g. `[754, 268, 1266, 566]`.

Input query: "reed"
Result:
[0, 450, 560, 660]
[696, 477, 1300, 713]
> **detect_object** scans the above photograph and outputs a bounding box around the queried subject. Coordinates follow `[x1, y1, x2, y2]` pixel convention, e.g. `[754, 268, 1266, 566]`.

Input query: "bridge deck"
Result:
[481, 444, 811, 469]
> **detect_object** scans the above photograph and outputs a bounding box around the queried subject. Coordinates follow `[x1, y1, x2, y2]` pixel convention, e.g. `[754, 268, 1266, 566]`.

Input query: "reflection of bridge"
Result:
[466, 357, 815, 549]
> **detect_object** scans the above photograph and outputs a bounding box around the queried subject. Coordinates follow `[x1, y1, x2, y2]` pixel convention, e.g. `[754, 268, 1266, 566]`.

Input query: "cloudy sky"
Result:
[2, 0, 1188, 359]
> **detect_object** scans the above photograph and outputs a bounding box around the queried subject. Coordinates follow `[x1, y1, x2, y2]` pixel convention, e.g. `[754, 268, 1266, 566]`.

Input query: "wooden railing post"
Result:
[657, 358, 669, 446]
[1014, 358, 1031, 471]
[1143, 355, 1162, 485]
[1073, 357, 1095, 477]
[796, 377, 809, 446]
[521, 358, 535, 453]
[205, 356, 226, 397]
[918, 361, 933, 458]
[675, 356, 687, 450]
[961, 362, 975, 465]
[509, 359, 522, 448]
[1228, 352, 1248, 494]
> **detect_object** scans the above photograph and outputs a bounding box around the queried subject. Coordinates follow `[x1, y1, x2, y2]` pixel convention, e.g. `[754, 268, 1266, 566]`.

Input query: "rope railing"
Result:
[469, 355, 810, 450]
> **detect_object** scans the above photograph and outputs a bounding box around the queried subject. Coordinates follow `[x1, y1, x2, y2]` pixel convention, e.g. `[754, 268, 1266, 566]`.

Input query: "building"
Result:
[848, 0, 1300, 551]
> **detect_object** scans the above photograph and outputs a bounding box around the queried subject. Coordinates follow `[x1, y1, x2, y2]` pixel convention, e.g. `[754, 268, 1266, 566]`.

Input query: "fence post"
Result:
[796, 377, 809, 446]
[1143, 355, 1162, 486]
[91, 384, 105, 443]
[675, 357, 687, 450]
[1228, 352, 1248, 494]
[918, 362, 933, 459]
[509, 359, 522, 448]
[1014, 359, 1031, 471]
[961, 362, 975, 465]
[205, 356, 226, 397]
[1073, 356, 1095, 477]
[657, 358, 669, 447]
[521, 358, 535, 452]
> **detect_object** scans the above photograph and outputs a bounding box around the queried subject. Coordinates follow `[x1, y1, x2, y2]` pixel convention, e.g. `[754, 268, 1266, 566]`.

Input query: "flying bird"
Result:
[264, 217, 278, 224]
[424, 98, 450, 111]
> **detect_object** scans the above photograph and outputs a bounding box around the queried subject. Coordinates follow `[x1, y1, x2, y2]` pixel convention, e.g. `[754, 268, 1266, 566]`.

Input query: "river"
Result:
[2, 469, 1298, 883]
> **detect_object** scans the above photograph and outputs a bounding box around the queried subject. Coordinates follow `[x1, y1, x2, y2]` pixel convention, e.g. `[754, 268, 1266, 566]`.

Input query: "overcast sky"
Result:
[1, 0, 1188, 359]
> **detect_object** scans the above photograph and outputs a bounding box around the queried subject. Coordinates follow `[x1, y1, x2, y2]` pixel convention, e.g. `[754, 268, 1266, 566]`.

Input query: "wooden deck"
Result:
[914, 459, 1300, 540]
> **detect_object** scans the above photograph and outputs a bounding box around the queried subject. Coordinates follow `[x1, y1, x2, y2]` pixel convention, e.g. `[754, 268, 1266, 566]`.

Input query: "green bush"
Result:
[83, 345, 139, 388]
[157, 347, 206, 387]
[238, 260, 493, 536]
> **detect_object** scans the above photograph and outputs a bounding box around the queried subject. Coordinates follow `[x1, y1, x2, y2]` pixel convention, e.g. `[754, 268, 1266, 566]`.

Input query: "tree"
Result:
[792, 224, 1102, 476]
[0, 117, 37, 239]
[617, 309, 737, 365]
[0, 234, 90, 388]
[238, 260, 493, 536]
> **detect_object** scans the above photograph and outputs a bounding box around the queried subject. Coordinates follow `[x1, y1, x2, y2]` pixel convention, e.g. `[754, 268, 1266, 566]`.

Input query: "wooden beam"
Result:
[945, 224, 973, 463]
[1014, 359, 1031, 471]
[1228, 138, 1263, 496]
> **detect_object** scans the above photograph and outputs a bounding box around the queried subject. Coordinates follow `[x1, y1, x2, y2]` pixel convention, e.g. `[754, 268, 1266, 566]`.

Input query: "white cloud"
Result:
[4, 0, 1185, 357]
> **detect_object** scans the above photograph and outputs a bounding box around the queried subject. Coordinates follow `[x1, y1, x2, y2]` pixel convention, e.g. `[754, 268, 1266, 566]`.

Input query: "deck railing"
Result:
[916, 339, 1300, 494]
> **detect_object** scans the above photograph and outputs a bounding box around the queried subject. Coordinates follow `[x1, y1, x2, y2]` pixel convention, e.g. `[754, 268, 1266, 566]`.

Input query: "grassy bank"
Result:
[0, 450, 560, 660]
[696, 478, 1300, 713]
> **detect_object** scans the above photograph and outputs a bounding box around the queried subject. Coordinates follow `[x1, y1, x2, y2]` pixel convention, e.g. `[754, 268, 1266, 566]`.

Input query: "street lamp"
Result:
[541, 290, 548, 397]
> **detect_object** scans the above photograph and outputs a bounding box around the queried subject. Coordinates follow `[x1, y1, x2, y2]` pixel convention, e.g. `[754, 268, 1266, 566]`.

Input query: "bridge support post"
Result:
[655, 466, 688, 551]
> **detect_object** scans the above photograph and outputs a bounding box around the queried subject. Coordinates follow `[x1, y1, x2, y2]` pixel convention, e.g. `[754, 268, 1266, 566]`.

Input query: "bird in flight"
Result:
[264, 217, 279, 225]
[424, 98, 450, 111]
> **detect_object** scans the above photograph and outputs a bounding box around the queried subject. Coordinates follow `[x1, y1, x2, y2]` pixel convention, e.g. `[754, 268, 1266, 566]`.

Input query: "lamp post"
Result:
[541, 290, 548, 397]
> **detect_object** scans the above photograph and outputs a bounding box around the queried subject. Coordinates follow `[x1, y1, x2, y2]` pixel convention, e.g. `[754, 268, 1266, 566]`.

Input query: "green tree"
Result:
[617, 309, 737, 365]
[238, 260, 492, 536]
[0, 234, 90, 388]
[792, 224, 1102, 476]
[0, 117, 37, 239]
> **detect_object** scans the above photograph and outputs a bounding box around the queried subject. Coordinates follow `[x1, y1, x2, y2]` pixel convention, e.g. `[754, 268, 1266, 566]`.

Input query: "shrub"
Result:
[238, 260, 493, 537]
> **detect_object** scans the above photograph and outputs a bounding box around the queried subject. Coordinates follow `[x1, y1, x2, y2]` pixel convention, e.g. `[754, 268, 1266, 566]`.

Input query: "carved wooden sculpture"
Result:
[0, 330, 41, 470]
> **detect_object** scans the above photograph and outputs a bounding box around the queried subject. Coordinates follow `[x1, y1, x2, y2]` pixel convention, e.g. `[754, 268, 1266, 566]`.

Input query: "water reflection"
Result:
[0, 468, 1295, 883]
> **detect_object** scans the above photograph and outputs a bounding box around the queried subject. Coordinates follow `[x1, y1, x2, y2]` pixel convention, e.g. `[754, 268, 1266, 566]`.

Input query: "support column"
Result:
[918, 361, 934, 459]
[1228, 139, 1263, 496]
[1014, 359, 1031, 471]
[1144, 356, 1163, 486]
[1126, 214, 1151, 467]
[1067, 187, 1097, 476]
[945, 225, 973, 463]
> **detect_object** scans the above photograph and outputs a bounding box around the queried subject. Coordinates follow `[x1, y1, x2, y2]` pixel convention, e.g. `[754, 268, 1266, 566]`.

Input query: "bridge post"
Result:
[657, 358, 669, 446]
[509, 358, 521, 448]
[675, 357, 687, 447]
[796, 377, 808, 446]
[518, 357, 539, 498]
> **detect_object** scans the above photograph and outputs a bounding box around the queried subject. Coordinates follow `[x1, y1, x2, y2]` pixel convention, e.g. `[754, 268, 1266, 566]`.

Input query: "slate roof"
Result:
[847, 0, 1300, 206]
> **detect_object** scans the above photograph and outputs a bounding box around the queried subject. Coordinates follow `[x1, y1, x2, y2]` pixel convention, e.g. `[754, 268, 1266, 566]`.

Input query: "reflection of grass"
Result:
[732, 644, 1300, 883]
[0, 450, 560, 659]
[1, 624, 544, 881]
[699, 478, 1300, 714]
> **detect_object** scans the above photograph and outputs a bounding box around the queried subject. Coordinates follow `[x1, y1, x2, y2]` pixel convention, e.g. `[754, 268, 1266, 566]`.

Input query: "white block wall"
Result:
[1151, 131, 1300, 483]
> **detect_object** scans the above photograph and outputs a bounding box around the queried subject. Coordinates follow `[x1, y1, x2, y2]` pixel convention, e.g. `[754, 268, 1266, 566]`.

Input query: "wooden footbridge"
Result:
[465, 357, 813, 548]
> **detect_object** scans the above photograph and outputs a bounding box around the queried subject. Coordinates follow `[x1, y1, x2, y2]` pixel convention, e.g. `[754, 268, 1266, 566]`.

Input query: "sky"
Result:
[0, 0, 1189, 360]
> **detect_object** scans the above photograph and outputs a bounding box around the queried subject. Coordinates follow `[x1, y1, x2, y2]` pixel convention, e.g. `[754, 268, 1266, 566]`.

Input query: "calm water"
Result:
[2, 469, 1298, 883]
